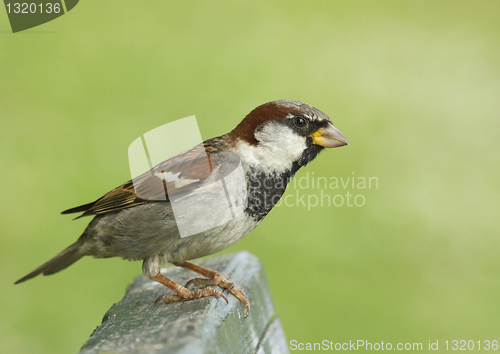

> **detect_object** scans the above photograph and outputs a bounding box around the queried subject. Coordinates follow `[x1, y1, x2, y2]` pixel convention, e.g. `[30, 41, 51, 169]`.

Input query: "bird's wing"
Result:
[61, 139, 227, 218]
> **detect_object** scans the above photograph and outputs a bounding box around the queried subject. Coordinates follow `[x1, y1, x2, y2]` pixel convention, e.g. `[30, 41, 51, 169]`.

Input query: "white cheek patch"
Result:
[154, 171, 200, 188]
[236, 122, 307, 174]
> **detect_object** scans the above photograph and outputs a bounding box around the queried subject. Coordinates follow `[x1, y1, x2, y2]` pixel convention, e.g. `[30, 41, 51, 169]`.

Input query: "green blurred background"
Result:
[1, 1, 499, 353]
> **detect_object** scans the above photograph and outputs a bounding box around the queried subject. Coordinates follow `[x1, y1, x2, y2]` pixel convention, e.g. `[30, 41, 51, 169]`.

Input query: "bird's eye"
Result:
[293, 116, 307, 128]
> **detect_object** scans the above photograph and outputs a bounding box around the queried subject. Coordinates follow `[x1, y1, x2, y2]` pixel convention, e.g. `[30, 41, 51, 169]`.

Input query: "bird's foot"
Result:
[185, 272, 250, 317]
[151, 272, 227, 306]
[154, 286, 228, 305]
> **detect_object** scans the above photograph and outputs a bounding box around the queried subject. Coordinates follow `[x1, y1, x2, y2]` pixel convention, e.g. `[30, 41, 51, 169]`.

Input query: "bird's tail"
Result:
[15, 239, 85, 284]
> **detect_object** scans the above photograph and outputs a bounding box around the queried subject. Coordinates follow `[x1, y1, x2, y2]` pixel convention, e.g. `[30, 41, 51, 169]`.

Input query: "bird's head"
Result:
[229, 100, 349, 174]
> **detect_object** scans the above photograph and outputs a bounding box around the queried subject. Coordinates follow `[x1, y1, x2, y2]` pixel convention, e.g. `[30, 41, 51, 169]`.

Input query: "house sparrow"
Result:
[15, 100, 349, 317]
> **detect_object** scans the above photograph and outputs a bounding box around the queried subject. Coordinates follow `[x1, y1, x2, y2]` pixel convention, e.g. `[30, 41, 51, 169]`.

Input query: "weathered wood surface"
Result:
[80, 251, 289, 354]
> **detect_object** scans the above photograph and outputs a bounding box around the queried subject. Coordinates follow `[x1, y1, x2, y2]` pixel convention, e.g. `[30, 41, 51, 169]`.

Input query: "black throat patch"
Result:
[244, 144, 323, 221]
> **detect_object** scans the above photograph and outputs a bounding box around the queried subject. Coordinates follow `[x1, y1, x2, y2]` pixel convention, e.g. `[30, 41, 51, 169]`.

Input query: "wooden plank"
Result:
[80, 251, 289, 354]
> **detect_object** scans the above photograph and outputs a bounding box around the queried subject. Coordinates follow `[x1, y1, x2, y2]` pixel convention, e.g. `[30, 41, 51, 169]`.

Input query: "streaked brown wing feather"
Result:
[62, 139, 226, 218]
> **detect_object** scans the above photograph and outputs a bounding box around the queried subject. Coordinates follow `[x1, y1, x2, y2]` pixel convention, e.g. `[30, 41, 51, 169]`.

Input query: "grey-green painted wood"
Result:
[80, 251, 289, 354]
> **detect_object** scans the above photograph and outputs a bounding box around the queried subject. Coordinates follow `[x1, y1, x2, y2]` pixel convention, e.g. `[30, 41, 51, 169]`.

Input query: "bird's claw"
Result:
[154, 287, 228, 306]
[185, 273, 250, 317]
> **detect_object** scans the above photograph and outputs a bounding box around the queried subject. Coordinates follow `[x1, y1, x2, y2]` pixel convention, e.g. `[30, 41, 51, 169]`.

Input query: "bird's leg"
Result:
[179, 261, 250, 317]
[151, 273, 228, 305]
[143, 257, 227, 306]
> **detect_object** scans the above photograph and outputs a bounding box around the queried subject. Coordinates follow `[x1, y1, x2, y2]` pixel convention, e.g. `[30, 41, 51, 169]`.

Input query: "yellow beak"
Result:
[311, 123, 349, 148]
